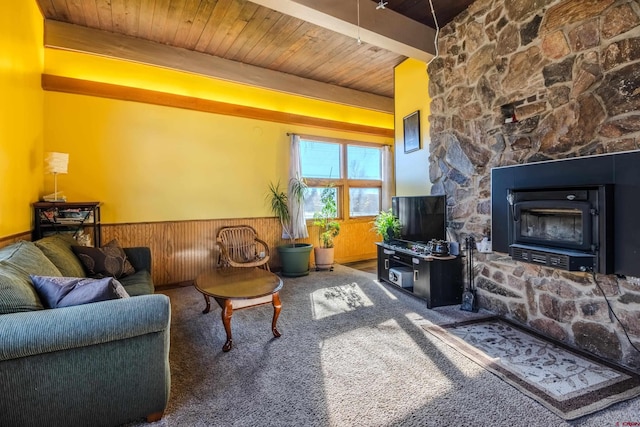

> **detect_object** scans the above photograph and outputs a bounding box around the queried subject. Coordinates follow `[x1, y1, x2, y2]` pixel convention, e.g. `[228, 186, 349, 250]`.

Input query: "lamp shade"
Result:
[46, 152, 69, 174]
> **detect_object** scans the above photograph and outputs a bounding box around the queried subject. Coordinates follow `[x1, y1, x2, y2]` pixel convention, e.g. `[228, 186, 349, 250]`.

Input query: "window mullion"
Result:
[341, 143, 348, 219]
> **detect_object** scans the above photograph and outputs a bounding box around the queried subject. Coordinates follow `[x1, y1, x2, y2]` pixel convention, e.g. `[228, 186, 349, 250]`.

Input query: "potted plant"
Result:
[372, 209, 402, 243]
[267, 177, 313, 277]
[312, 185, 340, 271]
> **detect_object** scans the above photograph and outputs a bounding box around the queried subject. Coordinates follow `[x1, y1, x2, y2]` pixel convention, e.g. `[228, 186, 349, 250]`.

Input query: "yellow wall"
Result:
[0, 0, 44, 237]
[394, 58, 431, 196]
[43, 51, 393, 224]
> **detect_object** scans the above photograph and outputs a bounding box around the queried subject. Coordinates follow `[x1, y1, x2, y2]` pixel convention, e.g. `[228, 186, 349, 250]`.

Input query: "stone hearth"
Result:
[427, 0, 640, 369]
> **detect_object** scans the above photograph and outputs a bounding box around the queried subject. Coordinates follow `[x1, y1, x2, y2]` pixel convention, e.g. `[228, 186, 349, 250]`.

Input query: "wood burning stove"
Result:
[506, 186, 613, 273]
[491, 151, 640, 277]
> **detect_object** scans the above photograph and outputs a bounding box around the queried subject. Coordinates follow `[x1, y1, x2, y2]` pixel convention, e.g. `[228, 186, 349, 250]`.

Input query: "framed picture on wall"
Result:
[403, 110, 421, 153]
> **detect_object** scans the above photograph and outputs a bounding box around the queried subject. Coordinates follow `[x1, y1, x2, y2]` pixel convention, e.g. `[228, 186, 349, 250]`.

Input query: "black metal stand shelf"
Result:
[33, 201, 101, 247]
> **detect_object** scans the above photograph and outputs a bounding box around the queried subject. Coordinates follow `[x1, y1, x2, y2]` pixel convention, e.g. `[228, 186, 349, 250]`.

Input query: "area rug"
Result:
[422, 318, 640, 420]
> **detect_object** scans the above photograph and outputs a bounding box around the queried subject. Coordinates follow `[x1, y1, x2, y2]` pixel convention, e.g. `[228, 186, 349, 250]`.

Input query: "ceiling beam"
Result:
[249, 0, 436, 61]
[44, 20, 394, 113]
[41, 74, 394, 138]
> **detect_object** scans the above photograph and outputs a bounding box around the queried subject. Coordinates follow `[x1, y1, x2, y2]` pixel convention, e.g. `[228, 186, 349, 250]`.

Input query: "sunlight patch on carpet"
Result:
[311, 282, 373, 320]
[321, 318, 454, 426]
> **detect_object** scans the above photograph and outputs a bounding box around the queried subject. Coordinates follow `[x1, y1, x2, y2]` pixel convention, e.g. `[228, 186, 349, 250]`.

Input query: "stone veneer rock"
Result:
[427, 0, 640, 369]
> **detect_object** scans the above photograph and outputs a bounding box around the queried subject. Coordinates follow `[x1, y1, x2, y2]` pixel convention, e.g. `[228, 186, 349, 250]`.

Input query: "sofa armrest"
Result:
[0, 294, 170, 361]
[124, 246, 152, 273]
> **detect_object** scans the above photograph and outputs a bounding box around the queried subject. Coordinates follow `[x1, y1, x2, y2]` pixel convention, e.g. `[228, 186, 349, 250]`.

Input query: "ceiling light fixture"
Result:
[376, 1, 388, 10]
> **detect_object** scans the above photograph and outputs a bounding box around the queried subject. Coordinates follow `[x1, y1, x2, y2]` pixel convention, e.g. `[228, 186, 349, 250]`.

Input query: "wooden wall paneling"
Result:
[101, 217, 377, 286]
[0, 232, 33, 249]
[307, 219, 378, 266]
[1, 220, 377, 284]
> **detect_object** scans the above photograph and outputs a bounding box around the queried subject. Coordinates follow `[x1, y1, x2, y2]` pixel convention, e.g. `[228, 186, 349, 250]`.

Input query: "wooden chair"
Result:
[216, 225, 270, 271]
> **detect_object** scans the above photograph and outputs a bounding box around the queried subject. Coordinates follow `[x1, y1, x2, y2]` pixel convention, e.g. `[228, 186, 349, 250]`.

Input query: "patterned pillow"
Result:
[30, 275, 130, 309]
[72, 239, 136, 279]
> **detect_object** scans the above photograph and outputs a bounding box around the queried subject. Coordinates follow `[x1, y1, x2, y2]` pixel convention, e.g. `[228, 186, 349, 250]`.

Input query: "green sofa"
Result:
[0, 235, 171, 427]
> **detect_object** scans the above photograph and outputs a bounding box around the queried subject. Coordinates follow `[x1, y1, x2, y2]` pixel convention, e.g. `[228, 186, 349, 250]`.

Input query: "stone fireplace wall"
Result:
[427, 0, 640, 369]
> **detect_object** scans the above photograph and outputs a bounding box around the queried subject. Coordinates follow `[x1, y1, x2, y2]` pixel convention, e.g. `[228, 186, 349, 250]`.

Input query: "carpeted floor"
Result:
[126, 265, 640, 427]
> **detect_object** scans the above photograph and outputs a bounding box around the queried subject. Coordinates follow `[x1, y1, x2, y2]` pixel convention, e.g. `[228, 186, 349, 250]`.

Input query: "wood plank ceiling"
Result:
[36, 0, 473, 106]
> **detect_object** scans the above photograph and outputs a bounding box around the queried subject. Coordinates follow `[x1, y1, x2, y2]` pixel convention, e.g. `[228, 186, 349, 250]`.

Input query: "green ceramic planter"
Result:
[277, 243, 313, 277]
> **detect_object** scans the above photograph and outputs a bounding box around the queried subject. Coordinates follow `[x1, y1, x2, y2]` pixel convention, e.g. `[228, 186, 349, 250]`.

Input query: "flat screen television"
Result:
[391, 195, 446, 243]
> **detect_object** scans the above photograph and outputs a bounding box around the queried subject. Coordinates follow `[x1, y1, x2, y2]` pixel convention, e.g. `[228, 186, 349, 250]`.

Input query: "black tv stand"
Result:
[375, 241, 463, 308]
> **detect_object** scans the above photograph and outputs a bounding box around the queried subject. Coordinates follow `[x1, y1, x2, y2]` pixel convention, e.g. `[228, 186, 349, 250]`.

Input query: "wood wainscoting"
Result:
[103, 217, 378, 286]
[1, 219, 377, 286]
[0, 232, 33, 249]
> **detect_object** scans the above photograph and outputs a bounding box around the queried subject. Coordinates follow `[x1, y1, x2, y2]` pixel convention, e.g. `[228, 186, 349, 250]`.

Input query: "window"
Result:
[299, 137, 385, 220]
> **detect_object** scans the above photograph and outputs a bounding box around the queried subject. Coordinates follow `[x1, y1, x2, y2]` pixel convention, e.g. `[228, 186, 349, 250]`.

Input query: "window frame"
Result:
[298, 135, 388, 221]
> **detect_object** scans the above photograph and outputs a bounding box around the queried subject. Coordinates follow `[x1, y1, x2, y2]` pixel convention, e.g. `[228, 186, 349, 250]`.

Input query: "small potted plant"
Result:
[312, 184, 340, 270]
[267, 177, 313, 277]
[372, 209, 402, 243]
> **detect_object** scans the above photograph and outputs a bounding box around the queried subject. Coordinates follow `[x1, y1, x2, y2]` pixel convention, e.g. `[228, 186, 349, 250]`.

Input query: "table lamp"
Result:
[44, 152, 69, 202]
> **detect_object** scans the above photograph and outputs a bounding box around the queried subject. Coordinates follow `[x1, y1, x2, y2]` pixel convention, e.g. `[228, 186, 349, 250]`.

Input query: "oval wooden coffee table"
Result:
[194, 267, 283, 352]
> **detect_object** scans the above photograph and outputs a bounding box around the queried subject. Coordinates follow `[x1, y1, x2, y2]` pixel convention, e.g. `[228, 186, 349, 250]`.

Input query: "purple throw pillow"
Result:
[30, 275, 130, 309]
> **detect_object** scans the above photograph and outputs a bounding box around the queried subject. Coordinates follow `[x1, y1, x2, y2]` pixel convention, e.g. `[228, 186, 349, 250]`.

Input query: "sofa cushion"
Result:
[0, 240, 61, 277]
[72, 239, 136, 279]
[34, 235, 87, 277]
[0, 261, 44, 314]
[117, 270, 154, 296]
[30, 275, 130, 309]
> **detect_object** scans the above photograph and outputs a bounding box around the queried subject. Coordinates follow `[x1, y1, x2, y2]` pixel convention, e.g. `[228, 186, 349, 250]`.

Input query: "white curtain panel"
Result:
[381, 145, 394, 211]
[288, 134, 309, 239]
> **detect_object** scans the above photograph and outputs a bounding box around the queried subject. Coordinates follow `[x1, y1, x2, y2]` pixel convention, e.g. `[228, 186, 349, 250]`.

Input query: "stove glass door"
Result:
[514, 200, 592, 252]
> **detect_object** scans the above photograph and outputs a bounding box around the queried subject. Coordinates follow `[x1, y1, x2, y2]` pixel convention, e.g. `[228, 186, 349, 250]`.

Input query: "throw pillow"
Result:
[34, 234, 87, 277]
[0, 261, 44, 314]
[0, 240, 62, 277]
[72, 239, 136, 279]
[30, 275, 130, 309]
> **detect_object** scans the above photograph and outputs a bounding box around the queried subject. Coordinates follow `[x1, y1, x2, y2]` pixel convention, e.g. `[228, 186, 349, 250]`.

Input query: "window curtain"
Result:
[288, 134, 309, 239]
[381, 145, 394, 211]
